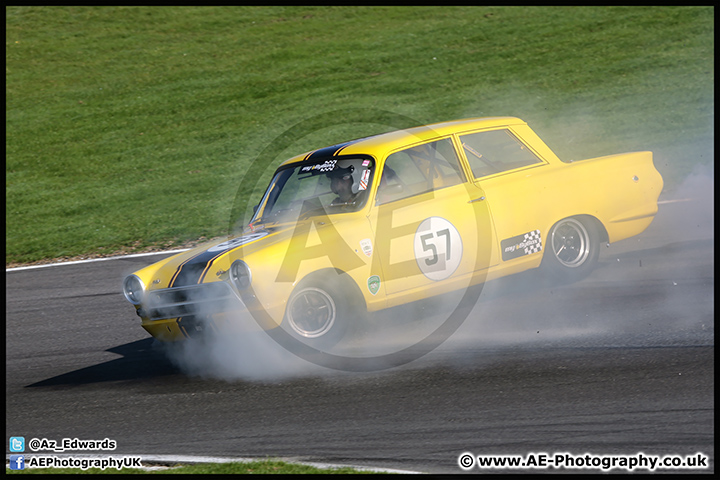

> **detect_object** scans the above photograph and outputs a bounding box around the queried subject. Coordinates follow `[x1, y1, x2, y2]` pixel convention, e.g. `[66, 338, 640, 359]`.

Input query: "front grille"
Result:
[143, 282, 240, 321]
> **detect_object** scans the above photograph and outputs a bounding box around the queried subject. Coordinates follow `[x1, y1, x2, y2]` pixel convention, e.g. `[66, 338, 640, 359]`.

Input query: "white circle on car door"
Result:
[414, 217, 463, 281]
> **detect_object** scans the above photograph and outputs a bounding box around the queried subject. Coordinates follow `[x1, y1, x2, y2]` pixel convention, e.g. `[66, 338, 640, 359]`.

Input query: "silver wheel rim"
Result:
[287, 287, 336, 338]
[551, 218, 591, 268]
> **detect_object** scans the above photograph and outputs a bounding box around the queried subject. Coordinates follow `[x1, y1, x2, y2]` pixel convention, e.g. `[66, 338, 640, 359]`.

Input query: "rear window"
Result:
[459, 129, 542, 178]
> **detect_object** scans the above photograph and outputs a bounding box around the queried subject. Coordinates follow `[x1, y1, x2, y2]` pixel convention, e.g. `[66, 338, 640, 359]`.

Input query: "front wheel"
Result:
[542, 217, 599, 282]
[284, 273, 361, 349]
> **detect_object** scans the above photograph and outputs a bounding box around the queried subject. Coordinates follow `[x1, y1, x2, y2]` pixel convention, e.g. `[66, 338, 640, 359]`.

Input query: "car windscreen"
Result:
[252, 157, 375, 224]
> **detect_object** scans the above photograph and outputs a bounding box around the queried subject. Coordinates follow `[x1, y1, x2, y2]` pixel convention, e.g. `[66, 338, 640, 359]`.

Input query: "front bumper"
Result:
[136, 281, 283, 341]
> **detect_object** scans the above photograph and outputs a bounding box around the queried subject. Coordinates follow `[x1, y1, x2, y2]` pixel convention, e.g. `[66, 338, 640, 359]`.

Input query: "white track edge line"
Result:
[6, 249, 190, 272]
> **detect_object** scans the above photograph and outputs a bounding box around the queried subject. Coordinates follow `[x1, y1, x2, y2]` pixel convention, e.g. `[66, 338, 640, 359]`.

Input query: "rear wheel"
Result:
[543, 217, 599, 282]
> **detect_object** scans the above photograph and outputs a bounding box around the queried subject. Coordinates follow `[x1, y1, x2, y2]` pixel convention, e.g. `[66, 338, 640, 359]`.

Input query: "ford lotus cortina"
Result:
[123, 117, 663, 346]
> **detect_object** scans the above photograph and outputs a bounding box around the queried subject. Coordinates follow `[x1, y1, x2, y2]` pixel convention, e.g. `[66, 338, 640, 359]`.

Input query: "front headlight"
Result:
[123, 275, 145, 305]
[230, 259, 252, 290]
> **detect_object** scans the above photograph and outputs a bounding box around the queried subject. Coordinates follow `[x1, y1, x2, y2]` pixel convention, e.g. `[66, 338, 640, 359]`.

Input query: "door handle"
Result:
[468, 196, 486, 204]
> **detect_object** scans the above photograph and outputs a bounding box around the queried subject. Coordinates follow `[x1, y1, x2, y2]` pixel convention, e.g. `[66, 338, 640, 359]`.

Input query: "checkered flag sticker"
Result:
[523, 229, 542, 254]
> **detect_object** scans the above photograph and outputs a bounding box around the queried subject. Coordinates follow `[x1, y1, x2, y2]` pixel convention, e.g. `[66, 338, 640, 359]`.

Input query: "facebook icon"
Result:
[9, 455, 25, 470]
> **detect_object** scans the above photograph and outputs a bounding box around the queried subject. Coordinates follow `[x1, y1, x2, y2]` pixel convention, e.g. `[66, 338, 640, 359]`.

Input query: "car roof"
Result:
[281, 116, 526, 166]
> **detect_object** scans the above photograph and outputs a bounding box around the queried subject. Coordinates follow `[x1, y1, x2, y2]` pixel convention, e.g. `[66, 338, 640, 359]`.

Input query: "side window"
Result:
[459, 129, 542, 179]
[376, 137, 465, 205]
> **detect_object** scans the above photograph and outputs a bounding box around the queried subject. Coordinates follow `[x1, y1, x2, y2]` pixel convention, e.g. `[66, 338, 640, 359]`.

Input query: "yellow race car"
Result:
[123, 117, 662, 346]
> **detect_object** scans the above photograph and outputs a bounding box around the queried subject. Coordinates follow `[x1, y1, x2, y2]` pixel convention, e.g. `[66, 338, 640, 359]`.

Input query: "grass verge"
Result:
[6, 6, 714, 265]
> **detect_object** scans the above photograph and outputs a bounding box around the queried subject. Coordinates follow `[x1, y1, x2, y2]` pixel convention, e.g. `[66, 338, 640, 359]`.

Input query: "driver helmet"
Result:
[329, 160, 372, 194]
[327, 164, 354, 182]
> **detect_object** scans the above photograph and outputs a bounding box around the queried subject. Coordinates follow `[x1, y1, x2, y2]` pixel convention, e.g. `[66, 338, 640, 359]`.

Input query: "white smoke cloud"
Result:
[160, 312, 327, 383]
[660, 163, 714, 243]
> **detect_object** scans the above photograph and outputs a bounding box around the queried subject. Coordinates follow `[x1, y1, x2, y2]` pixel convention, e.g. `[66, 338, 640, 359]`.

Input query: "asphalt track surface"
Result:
[6, 190, 714, 474]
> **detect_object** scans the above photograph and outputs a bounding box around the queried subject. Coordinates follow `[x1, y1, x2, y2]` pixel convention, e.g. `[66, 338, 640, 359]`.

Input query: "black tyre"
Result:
[542, 216, 600, 282]
[284, 273, 361, 348]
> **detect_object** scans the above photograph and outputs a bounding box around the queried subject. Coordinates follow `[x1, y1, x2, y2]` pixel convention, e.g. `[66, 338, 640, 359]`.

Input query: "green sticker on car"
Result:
[367, 275, 380, 295]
